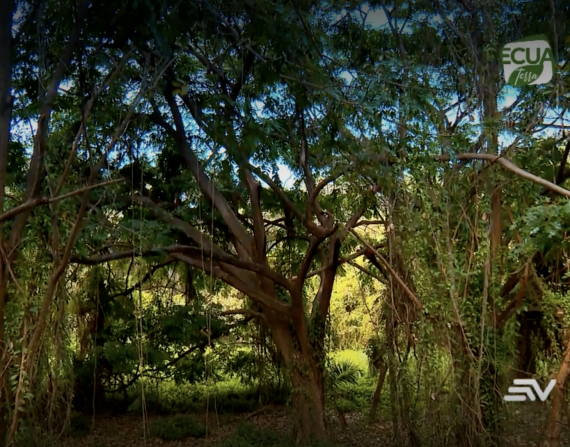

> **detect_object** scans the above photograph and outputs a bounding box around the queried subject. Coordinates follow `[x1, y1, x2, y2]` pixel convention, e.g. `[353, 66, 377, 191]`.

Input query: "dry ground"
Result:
[60, 407, 393, 447]
[59, 403, 570, 447]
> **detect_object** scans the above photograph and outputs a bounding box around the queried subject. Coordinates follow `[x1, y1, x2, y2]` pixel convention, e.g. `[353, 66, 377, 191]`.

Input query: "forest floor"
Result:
[60, 407, 393, 447]
[58, 403, 570, 447]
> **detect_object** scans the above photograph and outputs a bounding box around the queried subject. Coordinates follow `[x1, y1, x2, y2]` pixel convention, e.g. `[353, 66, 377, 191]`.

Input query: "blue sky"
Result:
[10, 4, 568, 191]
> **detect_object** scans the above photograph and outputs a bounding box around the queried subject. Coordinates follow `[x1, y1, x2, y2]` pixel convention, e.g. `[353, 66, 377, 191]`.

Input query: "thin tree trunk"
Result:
[369, 361, 388, 425]
[548, 331, 570, 447]
[0, 0, 14, 443]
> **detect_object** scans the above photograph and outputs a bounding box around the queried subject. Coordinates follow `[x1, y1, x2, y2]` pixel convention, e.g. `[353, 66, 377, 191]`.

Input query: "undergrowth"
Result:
[149, 413, 207, 440]
[119, 350, 384, 418]
[212, 422, 344, 447]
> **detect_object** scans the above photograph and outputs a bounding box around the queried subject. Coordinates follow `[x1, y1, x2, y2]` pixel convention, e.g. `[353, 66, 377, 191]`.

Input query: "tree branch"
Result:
[164, 95, 254, 254]
[298, 109, 326, 225]
[301, 243, 385, 279]
[295, 236, 323, 290]
[438, 153, 570, 198]
[348, 227, 423, 310]
[556, 138, 570, 185]
[307, 164, 356, 216]
[221, 309, 265, 321]
[73, 244, 294, 294]
[109, 258, 176, 300]
[248, 164, 334, 238]
[348, 260, 388, 286]
[170, 253, 291, 315]
[0, 179, 125, 224]
[8, 0, 90, 259]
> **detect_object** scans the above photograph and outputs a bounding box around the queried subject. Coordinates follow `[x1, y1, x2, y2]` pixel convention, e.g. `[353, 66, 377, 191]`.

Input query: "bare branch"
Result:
[347, 227, 423, 310]
[307, 164, 355, 213]
[0, 178, 126, 224]
[298, 110, 326, 225]
[295, 236, 323, 290]
[244, 169, 266, 261]
[165, 95, 254, 254]
[109, 258, 176, 300]
[72, 244, 294, 294]
[303, 243, 385, 279]
[353, 220, 386, 227]
[439, 153, 570, 198]
[348, 260, 388, 286]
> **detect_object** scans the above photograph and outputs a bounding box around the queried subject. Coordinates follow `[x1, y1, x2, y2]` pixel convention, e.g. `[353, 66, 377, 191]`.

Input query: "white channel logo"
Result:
[503, 379, 556, 402]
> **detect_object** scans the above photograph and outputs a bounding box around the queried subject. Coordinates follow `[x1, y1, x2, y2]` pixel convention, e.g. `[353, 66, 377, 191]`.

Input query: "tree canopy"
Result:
[3, 0, 570, 446]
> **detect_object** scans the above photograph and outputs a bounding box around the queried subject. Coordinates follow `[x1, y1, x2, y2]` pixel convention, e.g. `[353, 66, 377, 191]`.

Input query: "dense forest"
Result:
[3, 0, 570, 446]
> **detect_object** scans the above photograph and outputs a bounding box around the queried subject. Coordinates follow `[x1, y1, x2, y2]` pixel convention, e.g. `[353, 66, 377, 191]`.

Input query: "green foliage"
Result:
[5, 0, 570, 445]
[149, 414, 206, 440]
[13, 428, 64, 447]
[128, 376, 288, 415]
[324, 352, 376, 413]
[326, 359, 363, 389]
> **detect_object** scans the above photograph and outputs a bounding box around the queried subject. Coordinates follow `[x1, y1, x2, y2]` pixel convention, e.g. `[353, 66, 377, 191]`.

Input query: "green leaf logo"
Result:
[501, 36, 554, 86]
[508, 65, 544, 87]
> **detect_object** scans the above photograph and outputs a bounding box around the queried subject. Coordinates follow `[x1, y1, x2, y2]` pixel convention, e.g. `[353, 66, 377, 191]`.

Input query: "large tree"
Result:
[65, 0, 395, 443]
[5, 0, 570, 445]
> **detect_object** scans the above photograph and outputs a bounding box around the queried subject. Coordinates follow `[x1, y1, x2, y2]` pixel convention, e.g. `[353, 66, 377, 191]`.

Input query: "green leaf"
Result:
[507, 65, 544, 86]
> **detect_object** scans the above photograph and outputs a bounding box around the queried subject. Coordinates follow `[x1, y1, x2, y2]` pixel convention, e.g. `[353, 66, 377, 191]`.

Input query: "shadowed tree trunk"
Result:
[548, 330, 570, 447]
[0, 0, 14, 442]
[369, 360, 388, 425]
[516, 312, 538, 378]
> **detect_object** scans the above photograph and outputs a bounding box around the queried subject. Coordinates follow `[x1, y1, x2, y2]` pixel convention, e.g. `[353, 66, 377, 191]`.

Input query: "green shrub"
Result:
[214, 422, 285, 447]
[149, 413, 206, 440]
[215, 391, 258, 413]
[335, 397, 360, 413]
[14, 427, 63, 447]
[326, 359, 363, 389]
[69, 412, 91, 437]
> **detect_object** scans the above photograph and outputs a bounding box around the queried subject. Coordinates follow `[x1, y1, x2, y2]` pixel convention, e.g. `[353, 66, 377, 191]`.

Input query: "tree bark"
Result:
[290, 353, 326, 444]
[0, 0, 13, 443]
[369, 361, 388, 425]
[270, 313, 325, 445]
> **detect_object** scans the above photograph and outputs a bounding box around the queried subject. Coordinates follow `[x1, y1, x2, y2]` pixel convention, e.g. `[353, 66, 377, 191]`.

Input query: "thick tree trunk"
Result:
[290, 357, 325, 445]
[270, 314, 326, 445]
